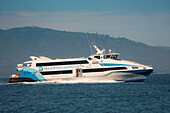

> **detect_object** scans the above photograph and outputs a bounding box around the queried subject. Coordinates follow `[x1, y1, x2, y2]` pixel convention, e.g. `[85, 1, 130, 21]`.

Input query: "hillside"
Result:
[156, 46, 170, 50]
[0, 26, 170, 77]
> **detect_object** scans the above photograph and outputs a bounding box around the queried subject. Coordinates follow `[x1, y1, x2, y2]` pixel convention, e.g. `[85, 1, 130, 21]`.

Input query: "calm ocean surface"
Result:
[0, 74, 170, 113]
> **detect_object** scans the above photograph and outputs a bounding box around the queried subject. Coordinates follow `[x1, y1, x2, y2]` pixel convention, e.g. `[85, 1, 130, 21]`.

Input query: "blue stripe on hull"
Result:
[101, 63, 143, 67]
[116, 79, 146, 82]
[15, 68, 47, 82]
[127, 79, 146, 82]
[114, 69, 153, 82]
[119, 69, 153, 76]
[20, 71, 40, 82]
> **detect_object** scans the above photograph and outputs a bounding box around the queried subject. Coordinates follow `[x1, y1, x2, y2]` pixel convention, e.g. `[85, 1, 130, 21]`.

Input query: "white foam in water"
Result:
[0, 83, 10, 85]
[19, 78, 124, 84]
[0, 78, 124, 85]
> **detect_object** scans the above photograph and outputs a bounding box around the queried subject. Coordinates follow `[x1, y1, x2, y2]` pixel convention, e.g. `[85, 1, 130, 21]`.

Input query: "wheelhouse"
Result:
[90, 53, 119, 60]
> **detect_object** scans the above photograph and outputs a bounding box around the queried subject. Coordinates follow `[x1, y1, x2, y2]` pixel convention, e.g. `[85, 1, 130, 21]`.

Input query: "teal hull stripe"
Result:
[14, 68, 47, 81]
[20, 71, 39, 81]
[101, 63, 143, 67]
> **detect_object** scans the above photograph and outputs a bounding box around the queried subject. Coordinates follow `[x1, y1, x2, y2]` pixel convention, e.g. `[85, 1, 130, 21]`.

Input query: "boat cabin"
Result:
[89, 53, 119, 60]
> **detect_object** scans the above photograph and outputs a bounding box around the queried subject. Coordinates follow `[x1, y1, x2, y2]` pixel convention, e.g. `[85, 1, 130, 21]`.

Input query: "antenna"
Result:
[85, 33, 93, 55]
[90, 33, 96, 46]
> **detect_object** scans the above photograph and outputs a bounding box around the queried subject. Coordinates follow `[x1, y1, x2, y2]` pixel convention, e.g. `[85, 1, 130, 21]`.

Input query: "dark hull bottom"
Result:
[125, 79, 146, 82]
[8, 77, 36, 83]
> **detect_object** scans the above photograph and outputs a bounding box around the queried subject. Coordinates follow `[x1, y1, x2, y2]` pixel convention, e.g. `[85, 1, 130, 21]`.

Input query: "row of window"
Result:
[94, 55, 118, 59]
[36, 60, 89, 67]
[83, 67, 127, 73]
[40, 70, 72, 75]
[40, 67, 127, 75]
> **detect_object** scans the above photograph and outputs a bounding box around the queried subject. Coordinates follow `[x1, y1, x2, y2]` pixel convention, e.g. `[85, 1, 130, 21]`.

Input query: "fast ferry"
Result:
[8, 44, 153, 83]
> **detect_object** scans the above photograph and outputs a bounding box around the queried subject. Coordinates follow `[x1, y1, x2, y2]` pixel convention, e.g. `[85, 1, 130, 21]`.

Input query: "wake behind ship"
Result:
[8, 44, 153, 83]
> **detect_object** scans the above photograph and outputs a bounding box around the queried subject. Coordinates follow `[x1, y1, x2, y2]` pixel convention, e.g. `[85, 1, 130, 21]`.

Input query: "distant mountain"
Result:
[0, 26, 170, 77]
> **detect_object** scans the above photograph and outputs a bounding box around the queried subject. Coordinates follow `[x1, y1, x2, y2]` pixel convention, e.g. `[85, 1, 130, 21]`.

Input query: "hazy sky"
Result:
[0, 0, 170, 46]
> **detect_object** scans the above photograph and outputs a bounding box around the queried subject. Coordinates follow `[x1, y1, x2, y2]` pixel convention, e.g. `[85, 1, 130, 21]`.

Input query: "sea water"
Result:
[0, 74, 170, 113]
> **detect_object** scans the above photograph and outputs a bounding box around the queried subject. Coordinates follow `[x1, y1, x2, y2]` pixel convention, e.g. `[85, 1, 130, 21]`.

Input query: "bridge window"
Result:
[88, 57, 92, 60]
[94, 56, 100, 59]
[111, 55, 118, 59]
[104, 55, 110, 59]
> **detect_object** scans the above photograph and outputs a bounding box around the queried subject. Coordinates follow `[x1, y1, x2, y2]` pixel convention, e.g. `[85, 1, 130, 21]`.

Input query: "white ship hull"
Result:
[43, 69, 152, 82]
[9, 44, 153, 83]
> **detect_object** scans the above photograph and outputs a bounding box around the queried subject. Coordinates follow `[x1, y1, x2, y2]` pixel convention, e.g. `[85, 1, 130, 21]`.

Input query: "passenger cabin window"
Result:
[94, 56, 100, 59]
[23, 63, 31, 67]
[36, 60, 89, 67]
[88, 57, 92, 60]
